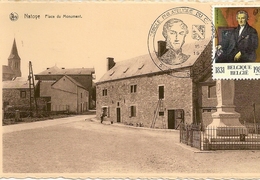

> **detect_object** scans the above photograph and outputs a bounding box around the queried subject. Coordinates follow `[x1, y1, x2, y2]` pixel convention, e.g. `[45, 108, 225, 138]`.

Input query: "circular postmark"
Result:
[147, 7, 215, 78]
[9, 12, 19, 21]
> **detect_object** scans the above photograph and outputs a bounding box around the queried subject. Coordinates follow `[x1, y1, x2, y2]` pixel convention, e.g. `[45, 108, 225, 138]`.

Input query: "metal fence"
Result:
[180, 123, 260, 150]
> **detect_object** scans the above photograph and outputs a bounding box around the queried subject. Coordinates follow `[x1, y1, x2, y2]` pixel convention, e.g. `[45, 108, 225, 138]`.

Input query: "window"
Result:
[159, 111, 164, 116]
[81, 93, 83, 98]
[130, 85, 137, 93]
[129, 105, 136, 117]
[20, 91, 26, 98]
[15, 62, 19, 69]
[102, 89, 108, 96]
[159, 85, 164, 99]
[208, 85, 217, 98]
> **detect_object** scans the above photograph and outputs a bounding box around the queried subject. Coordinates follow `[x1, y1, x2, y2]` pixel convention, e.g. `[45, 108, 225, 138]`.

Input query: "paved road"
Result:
[2, 115, 95, 133]
[3, 115, 260, 175]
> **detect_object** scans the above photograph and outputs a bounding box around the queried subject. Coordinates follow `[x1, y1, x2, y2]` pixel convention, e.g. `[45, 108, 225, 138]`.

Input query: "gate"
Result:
[180, 123, 202, 150]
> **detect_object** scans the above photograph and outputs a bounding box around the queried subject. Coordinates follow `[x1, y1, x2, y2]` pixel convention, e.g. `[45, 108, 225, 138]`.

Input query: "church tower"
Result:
[8, 38, 22, 77]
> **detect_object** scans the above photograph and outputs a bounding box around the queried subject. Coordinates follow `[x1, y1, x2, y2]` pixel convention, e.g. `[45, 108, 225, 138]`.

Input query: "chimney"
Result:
[107, 57, 116, 71]
[157, 41, 167, 57]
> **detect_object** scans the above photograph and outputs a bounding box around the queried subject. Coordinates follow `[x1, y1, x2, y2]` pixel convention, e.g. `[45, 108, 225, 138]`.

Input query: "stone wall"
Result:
[3, 88, 31, 110]
[234, 80, 260, 124]
[96, 69, 193, 128]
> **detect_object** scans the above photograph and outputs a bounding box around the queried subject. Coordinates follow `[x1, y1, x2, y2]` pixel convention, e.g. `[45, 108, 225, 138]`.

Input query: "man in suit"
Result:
[160, 18, 190, 65]
[216, 10, 258, 63]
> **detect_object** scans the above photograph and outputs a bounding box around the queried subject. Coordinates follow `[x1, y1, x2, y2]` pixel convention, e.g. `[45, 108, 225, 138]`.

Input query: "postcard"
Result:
[1, 1, 260, 179]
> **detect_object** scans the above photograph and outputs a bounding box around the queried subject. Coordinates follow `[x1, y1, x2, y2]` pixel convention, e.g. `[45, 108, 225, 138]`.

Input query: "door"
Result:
[168, 110, 175, 129]
[168, 109, 184, 129]
[116, 108, 121, 122]
[175, 109, 184, 129]
[81, 103, 84, 112]
[47, 103, 51, 111]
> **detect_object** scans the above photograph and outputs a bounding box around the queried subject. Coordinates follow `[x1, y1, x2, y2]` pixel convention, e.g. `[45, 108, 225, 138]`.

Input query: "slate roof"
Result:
[98, 38, 210, 83]
[40, 75, 86, 92]
[8, 39, 21, 60]
[13, 77, 28, 81]
[36, 66, 95, 76]
[54, 75, 86, 90]
[2, 78, 38, 89]
[2, 65, 14, 75]
[98, 53, 161, 83]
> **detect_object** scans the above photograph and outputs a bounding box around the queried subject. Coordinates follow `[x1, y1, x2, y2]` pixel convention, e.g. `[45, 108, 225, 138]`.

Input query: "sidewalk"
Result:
[2, 114, 96, 134]
[89, 117, 178, 132]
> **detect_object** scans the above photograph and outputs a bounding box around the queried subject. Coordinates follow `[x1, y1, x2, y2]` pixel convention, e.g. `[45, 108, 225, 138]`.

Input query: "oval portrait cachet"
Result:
[148, 7, 213, 76]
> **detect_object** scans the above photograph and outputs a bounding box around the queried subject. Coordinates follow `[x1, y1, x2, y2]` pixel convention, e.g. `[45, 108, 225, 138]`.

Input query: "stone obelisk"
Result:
[206, 80, 247, 136]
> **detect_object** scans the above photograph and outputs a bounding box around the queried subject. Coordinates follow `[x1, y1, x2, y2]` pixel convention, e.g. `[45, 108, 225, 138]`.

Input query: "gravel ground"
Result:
[3, 117, 260, 175]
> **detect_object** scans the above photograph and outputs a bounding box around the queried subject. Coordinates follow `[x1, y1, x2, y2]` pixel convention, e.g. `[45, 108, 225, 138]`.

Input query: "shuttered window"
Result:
[102, 89, 108, 96]
[159, 85, 164, 99]
[130, 85, 137, 93]
[129, 105, 136, 117]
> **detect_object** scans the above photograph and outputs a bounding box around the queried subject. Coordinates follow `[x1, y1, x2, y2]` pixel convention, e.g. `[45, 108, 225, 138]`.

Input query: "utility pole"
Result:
[28, 61, 38, 117]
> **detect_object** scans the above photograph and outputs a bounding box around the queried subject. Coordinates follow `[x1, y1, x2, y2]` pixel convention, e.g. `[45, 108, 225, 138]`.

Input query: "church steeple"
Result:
[8, 38, 21, 77]
[8, 38, 21, 60]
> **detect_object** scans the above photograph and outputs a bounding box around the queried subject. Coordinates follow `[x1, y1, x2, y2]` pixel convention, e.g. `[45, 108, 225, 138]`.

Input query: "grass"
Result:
[2, 110, 96, 126]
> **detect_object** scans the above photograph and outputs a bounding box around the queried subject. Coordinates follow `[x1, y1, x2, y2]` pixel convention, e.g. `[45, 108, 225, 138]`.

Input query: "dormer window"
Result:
[110, 71, 115, 76]
[138, 64, 144, 70]
[123, 67, 129, 73]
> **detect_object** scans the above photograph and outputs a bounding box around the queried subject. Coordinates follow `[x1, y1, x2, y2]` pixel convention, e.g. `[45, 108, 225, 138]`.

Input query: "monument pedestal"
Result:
[206, 80, 247, 137]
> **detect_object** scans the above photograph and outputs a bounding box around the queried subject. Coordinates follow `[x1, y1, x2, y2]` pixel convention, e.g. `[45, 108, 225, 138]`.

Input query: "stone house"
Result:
[96, 41, 260, 129]
[2, 77, 37, 112]
[38, 75, 89, 113]
[35, 66, 95, 109]
[96, 40, 213, 129]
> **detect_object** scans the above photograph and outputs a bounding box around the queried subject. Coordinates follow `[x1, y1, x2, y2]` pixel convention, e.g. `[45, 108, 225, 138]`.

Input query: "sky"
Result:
[1, 2, 215, 81]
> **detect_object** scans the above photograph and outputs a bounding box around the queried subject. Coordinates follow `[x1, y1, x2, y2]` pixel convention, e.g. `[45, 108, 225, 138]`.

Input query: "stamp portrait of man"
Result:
[216, 10, 258, 63]
[159, 18, 190, 65]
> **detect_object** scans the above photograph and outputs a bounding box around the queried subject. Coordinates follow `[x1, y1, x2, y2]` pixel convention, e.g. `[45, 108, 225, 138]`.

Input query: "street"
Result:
[3, 115, 260, 174]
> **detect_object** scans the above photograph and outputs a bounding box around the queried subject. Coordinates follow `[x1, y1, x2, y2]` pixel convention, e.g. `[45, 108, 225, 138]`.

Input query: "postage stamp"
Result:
[213, 5, 260, 79]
